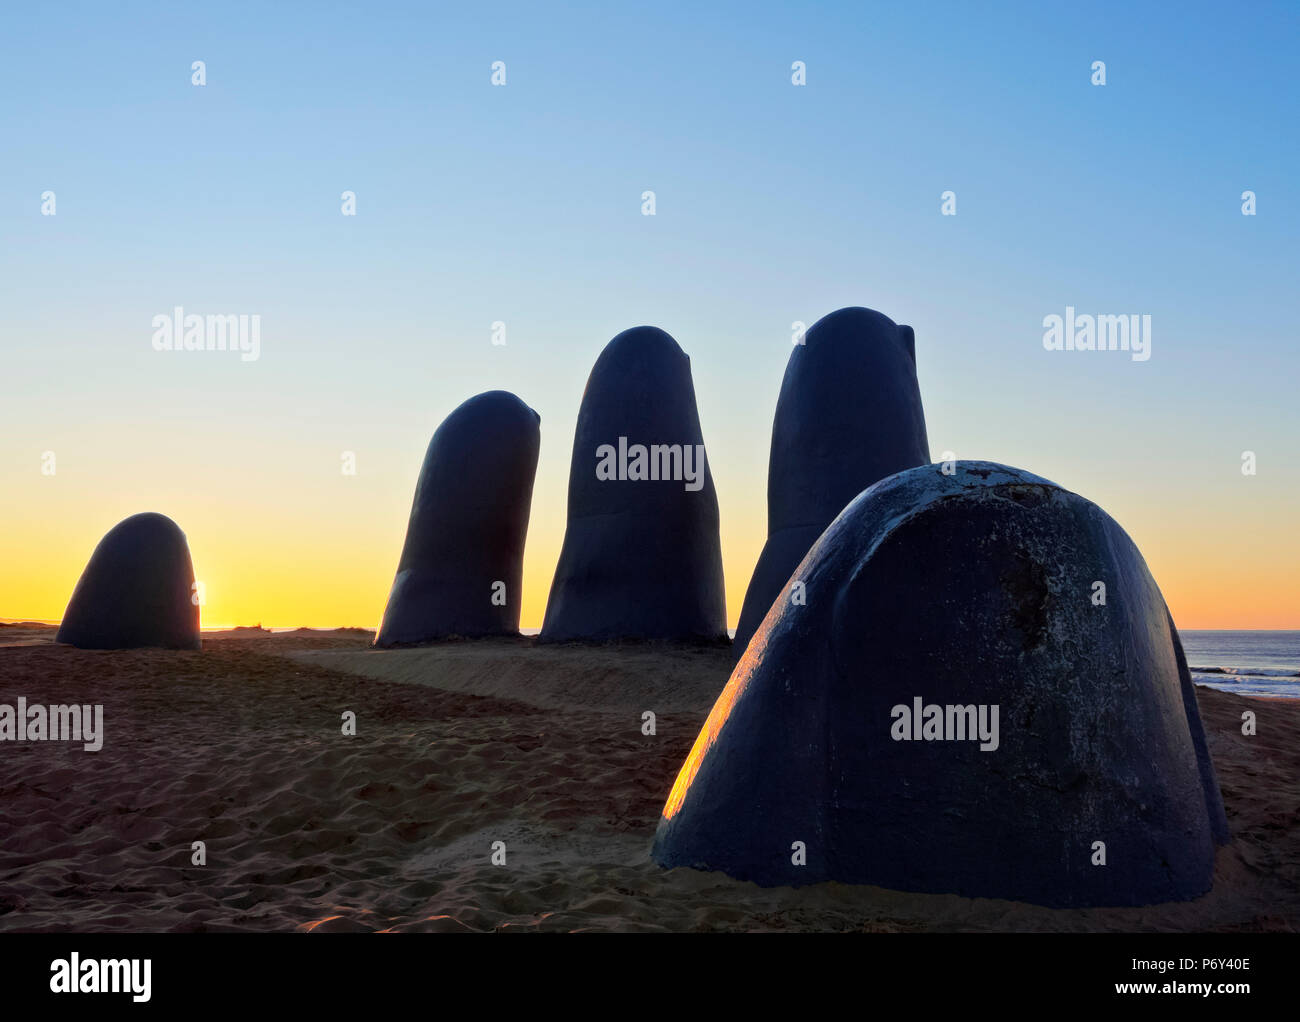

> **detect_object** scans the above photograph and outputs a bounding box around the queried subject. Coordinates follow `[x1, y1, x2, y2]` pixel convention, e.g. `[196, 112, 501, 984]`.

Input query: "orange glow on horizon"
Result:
[1, 463, 1295, 632]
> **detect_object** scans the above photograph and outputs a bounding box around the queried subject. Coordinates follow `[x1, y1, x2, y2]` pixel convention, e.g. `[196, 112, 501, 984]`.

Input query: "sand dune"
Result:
[0, 633, 1296, 932]
[0, 622, 59, 648]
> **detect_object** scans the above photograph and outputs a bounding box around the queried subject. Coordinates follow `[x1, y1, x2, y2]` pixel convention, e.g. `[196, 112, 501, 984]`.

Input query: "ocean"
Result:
[1179, 630, 1300, 698]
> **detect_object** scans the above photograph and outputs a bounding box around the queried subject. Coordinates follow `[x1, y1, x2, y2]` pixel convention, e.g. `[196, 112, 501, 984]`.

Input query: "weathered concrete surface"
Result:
[732, 307, 929, 662]
[539, 326, 727, 642]
[653, 462, 1229, 907]
[375, 391, 540, 646]
[1168, 612, 1232, 845]
[56, 512, 201, 650]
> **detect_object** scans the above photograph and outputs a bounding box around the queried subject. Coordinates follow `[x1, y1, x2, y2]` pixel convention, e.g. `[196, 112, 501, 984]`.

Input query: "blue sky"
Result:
[2, 0, 1297, 628]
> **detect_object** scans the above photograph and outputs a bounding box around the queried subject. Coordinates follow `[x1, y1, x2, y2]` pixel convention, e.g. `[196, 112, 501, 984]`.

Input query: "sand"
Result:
[0, 627, 1296, 932]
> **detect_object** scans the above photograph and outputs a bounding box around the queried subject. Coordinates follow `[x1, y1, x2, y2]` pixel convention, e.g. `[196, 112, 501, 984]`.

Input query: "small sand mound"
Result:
[288, 639, 733, 714]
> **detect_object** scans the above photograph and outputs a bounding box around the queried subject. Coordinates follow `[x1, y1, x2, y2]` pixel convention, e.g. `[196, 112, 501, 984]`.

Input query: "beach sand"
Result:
[0, 626, 1296, 932]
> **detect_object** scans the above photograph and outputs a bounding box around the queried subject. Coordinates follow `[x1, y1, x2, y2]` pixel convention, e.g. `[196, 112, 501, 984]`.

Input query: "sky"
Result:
[1, 0, 1297, 631]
